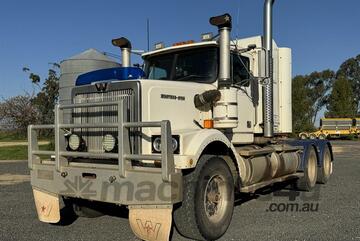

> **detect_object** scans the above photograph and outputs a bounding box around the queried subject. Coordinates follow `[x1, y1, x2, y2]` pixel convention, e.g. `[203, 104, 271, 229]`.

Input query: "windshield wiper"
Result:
[175, 74, 208, 81]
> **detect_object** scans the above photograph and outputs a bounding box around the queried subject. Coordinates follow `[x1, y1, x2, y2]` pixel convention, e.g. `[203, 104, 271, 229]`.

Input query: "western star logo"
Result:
[95, 82, 108, 92]
[136, 219, 162, 240]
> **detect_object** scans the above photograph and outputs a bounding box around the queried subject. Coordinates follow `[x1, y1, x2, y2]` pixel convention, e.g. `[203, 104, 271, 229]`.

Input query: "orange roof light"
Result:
[172, 40, 195, 46]
[203, 119, 214, 129]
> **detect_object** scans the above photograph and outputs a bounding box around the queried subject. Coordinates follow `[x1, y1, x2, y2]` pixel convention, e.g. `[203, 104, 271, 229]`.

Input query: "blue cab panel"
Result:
[76, 67, 145, 86]
[285, 139, 333, 171]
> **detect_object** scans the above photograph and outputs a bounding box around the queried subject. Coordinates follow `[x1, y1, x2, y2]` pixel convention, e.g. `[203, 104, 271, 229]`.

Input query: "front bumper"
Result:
[30, 164, 182, 205]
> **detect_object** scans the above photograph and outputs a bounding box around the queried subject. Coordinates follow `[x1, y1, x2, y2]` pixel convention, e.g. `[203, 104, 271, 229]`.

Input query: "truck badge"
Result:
[160, 94, 185, 101]
[95, 82, 108, 92]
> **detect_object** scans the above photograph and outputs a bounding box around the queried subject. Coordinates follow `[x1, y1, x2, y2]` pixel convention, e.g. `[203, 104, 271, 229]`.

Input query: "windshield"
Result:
[144, 47, 218, 83]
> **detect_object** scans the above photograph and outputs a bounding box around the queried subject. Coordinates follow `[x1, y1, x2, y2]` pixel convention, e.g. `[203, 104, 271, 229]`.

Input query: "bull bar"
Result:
[28, 99, 176, 183]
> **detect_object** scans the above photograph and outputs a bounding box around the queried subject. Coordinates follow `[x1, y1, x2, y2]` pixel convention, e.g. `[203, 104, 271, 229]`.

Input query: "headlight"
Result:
[152, 137, 162, 152]
[68, 134, 81, 151]
[152, 136, 179, 154]
[103, 134, 117, 152]
[171, 138, 178, 152]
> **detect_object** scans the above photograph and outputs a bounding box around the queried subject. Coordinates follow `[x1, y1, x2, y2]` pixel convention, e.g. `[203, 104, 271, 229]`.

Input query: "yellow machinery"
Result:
[354, 118, 360, 136]
[299, 118, 359, 139]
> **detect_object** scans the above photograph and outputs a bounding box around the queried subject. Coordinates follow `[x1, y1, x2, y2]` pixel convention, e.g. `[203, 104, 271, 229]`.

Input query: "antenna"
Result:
[236, 3, 240, 39]
[147, 18, 150, 51]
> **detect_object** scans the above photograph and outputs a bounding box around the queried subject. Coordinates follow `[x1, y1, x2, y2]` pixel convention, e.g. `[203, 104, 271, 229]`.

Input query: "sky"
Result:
[0, 0, 359, 101]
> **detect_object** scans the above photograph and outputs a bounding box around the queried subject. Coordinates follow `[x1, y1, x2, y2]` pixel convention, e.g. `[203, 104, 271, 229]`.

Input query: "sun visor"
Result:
[75, 67, 145, 86]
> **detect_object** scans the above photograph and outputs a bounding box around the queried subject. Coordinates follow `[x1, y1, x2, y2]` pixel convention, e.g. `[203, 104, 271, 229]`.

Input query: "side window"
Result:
[148, 66, 167, 80]
[146, 55, 173, 80]
[231, 54, 250, 86]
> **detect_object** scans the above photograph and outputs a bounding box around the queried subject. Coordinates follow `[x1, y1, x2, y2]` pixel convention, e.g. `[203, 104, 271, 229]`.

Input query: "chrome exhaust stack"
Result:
[263, 0, 275, 137]
[112, 37, 132, 67]
[210, 13, 232, 87]
[210, 14, 239, 129]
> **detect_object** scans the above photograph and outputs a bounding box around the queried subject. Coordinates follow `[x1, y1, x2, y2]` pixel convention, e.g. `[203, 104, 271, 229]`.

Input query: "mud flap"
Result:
[129, 205, 173, 241]
[33, 188, 60, 223]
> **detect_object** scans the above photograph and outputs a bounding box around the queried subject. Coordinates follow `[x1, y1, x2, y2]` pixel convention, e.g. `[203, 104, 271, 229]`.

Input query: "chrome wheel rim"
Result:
[308, 151, 317, 185]
[204, 175, 227, 223]
[324, 150, 331, 177]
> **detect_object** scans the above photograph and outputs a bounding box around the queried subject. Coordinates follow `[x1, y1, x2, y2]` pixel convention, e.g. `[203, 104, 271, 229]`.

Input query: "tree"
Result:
[325, 76, 356, 118]
[24, 65, 59, 125]
[292, 75, 315, 133]
[31, 68, 59, 125]
[17, 65, 59, 137]
[305, 70, 335, 124]
[337, 54, 360, 113]
[0, 94, 40, 135]
[291, 70, 334, 133]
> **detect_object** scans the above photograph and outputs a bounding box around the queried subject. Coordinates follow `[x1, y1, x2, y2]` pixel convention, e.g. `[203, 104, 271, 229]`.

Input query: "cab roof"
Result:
[141, 41, 218, 58]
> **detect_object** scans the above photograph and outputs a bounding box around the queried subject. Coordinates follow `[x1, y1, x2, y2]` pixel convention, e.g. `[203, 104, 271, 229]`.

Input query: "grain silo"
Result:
[59, 48, 120, 123]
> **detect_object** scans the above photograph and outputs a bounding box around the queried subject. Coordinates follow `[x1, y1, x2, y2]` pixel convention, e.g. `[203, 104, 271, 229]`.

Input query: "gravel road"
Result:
[0, 141, 359, 241]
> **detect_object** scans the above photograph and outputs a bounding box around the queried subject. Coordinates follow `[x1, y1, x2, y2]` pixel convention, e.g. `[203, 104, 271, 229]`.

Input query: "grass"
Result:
[0, 145, 51, 160]
[0, 130, 26, 142]
[0, 130, 52, 144]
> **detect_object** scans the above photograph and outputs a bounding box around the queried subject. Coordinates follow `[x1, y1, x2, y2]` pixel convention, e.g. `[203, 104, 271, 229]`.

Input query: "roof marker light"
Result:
[201, 32, 213, 41]
[154, 42, 165, 50]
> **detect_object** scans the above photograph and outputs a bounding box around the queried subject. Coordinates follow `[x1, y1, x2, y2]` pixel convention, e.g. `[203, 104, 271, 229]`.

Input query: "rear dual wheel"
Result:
[296, 147, 318, 191]
[317, 146, 332, 184]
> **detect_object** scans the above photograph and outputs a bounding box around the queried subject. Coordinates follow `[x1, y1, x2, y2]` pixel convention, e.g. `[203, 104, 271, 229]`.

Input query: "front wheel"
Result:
[174, 155, 234, 241]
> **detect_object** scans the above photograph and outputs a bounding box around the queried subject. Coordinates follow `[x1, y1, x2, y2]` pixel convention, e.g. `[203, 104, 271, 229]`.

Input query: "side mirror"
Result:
[247, 44, 257, 51]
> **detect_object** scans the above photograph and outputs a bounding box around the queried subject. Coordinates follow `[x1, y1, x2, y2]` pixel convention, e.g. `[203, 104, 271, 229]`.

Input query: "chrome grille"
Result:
[73, 89, 134, 153]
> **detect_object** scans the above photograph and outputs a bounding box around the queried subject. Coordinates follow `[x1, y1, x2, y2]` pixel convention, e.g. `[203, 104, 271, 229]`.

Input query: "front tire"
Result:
[174, 155, 234, 241]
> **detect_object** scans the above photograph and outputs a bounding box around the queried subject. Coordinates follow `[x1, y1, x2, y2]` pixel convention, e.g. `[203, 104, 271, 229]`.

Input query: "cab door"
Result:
[229, 53, 255, 144]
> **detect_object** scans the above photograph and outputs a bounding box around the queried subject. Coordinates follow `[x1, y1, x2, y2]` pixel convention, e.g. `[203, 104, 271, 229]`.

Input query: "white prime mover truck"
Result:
[28, 1, 333, 240]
